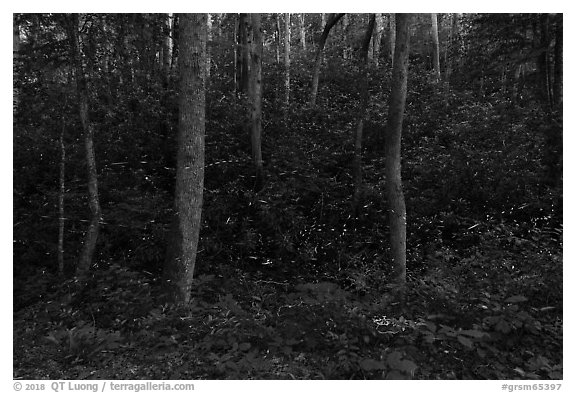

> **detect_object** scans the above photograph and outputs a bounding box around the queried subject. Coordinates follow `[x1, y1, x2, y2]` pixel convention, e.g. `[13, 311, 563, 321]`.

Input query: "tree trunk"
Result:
[13, 15, 20, 52]
[249, 13, 264, 191]
[352, 15, 375, 215]
[299, 14, 306, 51]
[284, 13, 291, 125]
[372, 13, 384, 67]
[58, 100, 66, 276]
[512, 63, 523, 105]
[500, 65, 507, 95]
[206, 14, 212, 80]
[13, 15, 20, 113]
[67, 14, 102, 276]
[233, 16, 238, 91]
[368, 23, 374, 64]
[388, 14, 396, 67]
[310, 13, 345, 107]
[320, 14, 327, 63]
[163, 13, 207, 304]
[237, 13, 250, 95]
[553, 14, 562, 109]
[160, 14, 175, 185]
[342, 14, 350, 59]
[430, 13, 441, 83]
[384, 13, 411, 305]
[274, 14, 281, 64]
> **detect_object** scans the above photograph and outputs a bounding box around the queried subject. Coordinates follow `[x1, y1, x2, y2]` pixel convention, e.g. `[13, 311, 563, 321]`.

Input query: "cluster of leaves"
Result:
[14, 231, 561, 379]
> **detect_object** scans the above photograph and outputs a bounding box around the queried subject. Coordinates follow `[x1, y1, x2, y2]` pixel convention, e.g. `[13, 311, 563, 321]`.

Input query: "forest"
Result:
[13, 13, 562, 380]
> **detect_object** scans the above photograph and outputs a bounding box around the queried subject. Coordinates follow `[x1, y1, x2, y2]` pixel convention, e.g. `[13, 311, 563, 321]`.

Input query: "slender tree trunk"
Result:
[206, 14, 212, 80]
[372, 13, 384, 67]
[284, 13, 291, 126]
[342, 14, 349, 59]
[553, 13, 562, 109]
[249, 13, 264, 191]
[320, 14, 327, 63]
[67, 14, 102, 276]
[385, 13, 411, 306]
[352, 15, 375, 215]
[310, 13, 345, 107]
[237, 13, 250, 95]
[512, 63, 523, 105]
[500, 65, 507, 95]
[163, 13, 206, 304]
[58, 99, 67, 276]
[368, 25, 374, 63]
[430, 13, 441, 83]
[233, 16, 238, 91]
[388, 14, 396, 67]
[161, 14, 175, 176]
[443, 15, 448, 78]
[274, 14, 281, 64]
[13, 15, 20, 113]
[299, 14, 306, 51]
[13, 15, 20, 52]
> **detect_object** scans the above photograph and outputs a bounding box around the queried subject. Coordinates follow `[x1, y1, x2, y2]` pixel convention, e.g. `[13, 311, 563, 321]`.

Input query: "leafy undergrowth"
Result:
[14, 63, 562, 380]
[14, 221, 562, 380]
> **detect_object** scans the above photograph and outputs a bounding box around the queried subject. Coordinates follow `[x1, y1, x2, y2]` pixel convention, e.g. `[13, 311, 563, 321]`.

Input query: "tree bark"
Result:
[512, 63, 523, 105]
[553, 14, 562, 109]
[298, 14, 306, 51]
[388, 14, 396, 67]
[372, 13, 384, 67]
[237, 13, 250, 95]
[67, 14, 102, 276]
[13, 15, 20, 113]
[342, 14, 350, 59]
[385, 13, 411, 306]
[249, 13, 264, 191]
[233, 16, 238, 91]
[352, 15, 375, 215]
[284, 13, 291, 125]
[206, 14, 212, 80]
[58, 100, 66, 276]
[13, 15, 20, 53]
[159, 14, 175, 184]
[310, 13, 345, 107]
[274, 14, 281, 64]
[430, 13, 441, 83]
[163, 13, 207, 304]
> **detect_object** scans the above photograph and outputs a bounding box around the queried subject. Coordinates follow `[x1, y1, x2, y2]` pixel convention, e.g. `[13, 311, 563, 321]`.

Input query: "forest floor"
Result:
[14, 82, 563, 379]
